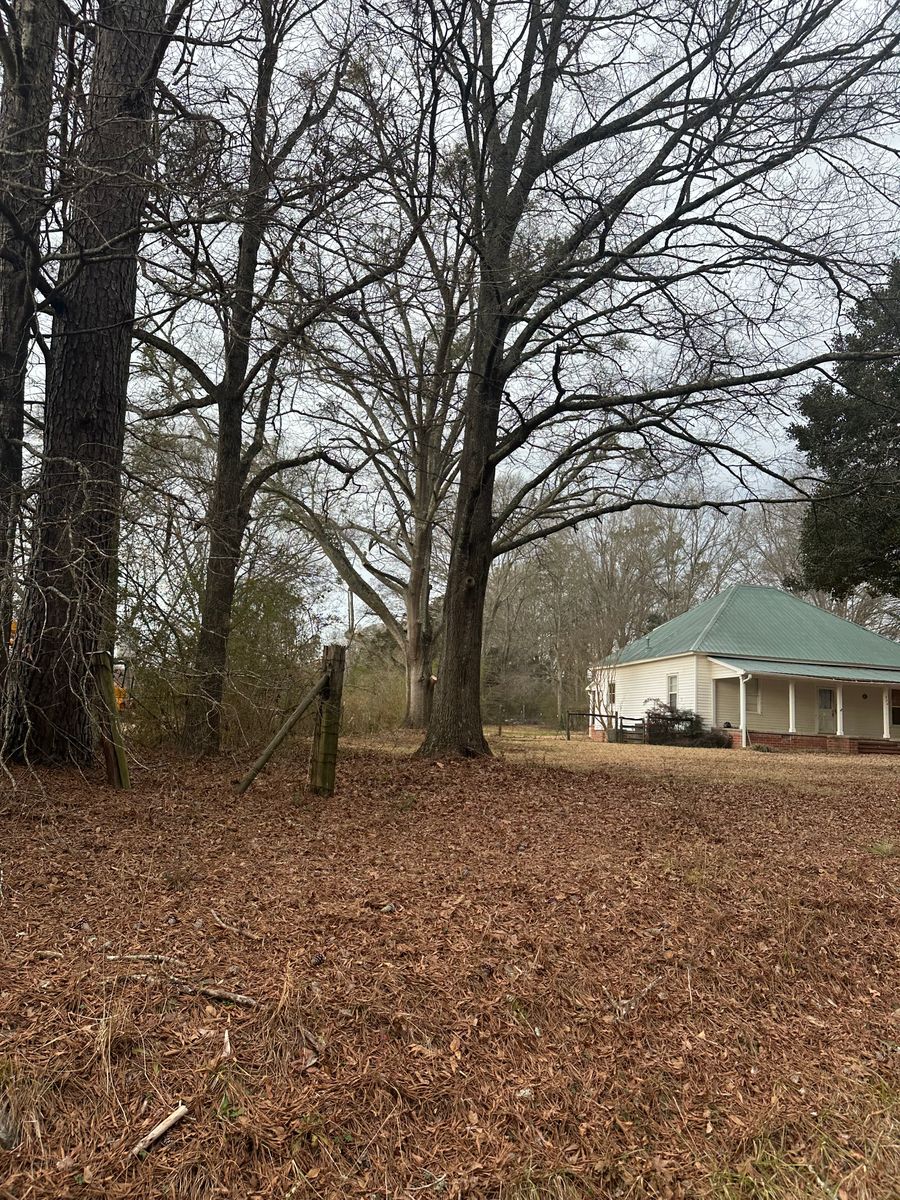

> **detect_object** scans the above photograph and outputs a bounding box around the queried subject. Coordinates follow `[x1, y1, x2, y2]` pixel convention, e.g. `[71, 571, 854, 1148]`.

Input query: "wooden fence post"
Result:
[307, 644, 346, 797]
[235, 673, 327, 795]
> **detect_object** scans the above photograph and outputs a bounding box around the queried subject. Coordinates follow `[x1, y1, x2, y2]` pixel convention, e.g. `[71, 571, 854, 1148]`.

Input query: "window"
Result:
[608, 681, 616, 705]
[667, 674, 678, 709]
[892, 689, 900, 727]
[746, 678, 761, 713]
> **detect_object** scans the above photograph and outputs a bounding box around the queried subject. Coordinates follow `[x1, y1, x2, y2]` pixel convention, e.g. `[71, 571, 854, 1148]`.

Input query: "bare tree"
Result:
[115, 420, 328, 744]
[4, 0, 188, 762]
[288, 191, 474, 727]
[404, 0, 900, 756]
[133, 0, 418, 753]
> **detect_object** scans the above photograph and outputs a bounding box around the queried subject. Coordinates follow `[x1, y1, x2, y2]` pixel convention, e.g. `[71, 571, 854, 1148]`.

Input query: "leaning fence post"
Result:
[307, 644, 346, 797]
[235, 672, 327, 794]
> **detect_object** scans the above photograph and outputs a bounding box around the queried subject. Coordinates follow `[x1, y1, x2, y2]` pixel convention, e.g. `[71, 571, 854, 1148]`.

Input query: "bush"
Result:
[694, 730, 733, 749]
[643, 700, 731, 749]
[644, 699, 703, 743]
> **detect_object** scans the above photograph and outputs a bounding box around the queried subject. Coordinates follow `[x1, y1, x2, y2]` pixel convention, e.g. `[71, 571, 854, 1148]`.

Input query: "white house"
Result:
[589, 585, 900, 754]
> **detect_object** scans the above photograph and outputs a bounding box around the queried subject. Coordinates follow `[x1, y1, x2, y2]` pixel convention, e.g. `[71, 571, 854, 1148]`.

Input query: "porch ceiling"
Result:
[709, 657, 900, 687]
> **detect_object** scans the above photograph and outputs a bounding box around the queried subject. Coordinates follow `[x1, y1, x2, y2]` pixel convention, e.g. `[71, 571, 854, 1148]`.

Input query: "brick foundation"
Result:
[725, 729, 860, 754]
[590, 725, 878, 754]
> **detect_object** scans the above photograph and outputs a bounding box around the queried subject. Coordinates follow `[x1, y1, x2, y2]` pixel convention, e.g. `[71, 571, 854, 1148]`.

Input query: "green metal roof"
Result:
[613, 585, 900, 670]
[709, 656, 900, 686]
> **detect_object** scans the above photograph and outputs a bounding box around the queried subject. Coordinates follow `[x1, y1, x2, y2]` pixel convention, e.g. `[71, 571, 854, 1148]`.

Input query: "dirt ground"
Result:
[2, 734, 900, 1199]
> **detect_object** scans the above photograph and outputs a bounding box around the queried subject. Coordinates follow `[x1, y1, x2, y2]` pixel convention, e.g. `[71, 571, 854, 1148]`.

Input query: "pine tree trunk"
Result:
[0, 0, 58, 663]
[4, 0, 166, 763]
[181, 401, 248, 754]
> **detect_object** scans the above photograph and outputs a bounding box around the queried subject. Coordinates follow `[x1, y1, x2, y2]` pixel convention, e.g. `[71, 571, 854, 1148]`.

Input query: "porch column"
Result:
[883, 687, 891, 740]
[788, 681, 796, 733]
[836, 685, 844, 737]
[739, 674, 748, 748]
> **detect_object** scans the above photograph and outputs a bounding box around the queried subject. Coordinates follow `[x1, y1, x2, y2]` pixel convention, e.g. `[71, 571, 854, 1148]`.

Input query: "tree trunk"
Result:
[3, 0, 166, 763]
[0, 0, 58, 662]
[418, 364, 503, 757]
[404, 622, 434, 728]
[402, 528, 435, 728]
[181, 400, 248, 754]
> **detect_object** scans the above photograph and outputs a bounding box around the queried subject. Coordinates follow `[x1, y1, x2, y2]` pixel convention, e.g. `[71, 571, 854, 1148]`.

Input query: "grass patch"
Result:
[868, 837, 898, 857]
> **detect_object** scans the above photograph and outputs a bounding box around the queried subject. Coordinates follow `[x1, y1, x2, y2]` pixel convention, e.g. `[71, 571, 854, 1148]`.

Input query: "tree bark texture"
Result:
[0, 0, 58, 663]
[404, 618, 435, 728]
[4, 0, 167, 763]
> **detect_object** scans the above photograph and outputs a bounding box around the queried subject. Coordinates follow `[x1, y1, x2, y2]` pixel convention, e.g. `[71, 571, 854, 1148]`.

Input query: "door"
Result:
[817, 687, 836, 734]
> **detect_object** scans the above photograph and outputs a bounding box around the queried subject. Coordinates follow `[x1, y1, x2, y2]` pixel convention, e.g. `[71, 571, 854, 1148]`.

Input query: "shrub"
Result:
[694, 730, 733, 749]
[644, 699, 703, 743]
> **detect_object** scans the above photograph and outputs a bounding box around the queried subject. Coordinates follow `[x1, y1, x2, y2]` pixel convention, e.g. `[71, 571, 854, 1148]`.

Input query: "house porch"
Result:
[712, 668, 900, 754]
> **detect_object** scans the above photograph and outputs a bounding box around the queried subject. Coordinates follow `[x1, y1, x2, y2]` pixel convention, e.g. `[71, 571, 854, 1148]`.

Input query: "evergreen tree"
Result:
[790, 265, 900, 598]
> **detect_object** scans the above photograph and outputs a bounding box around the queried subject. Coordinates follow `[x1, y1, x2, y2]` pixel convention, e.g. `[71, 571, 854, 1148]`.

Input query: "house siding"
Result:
[694, 656, 715, 724]
[607, 653, 699, 722]
[714, 678, 740, 727]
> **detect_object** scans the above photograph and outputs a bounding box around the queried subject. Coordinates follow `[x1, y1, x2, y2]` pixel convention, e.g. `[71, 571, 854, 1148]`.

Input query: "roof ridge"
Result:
[689, 585, 740, 650]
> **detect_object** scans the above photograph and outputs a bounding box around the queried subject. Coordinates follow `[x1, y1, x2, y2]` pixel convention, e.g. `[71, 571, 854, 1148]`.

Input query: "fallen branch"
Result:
[114, 972, 257, 1008]
[175, 981, 257, 1007]
[106, 953, 185, 965]
[130, 1102, 188, 1156]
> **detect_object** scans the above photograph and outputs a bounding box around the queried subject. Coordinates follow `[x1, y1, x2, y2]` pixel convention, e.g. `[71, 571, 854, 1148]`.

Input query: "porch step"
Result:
[858, 739, 900, 755]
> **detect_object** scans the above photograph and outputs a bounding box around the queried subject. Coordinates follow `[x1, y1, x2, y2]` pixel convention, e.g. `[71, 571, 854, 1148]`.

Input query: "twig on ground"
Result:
[106, 953, 185, 965]
[211, 909, 263, 940]
[130, 1102, 189, 1156]
[602, 975, 661, 1021]
[32, 949, 63, 960]
[176, 981, 257, 1007]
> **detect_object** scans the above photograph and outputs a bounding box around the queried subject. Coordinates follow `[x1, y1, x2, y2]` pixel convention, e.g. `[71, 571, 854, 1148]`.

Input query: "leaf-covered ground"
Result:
[2, 736, 899, 1199]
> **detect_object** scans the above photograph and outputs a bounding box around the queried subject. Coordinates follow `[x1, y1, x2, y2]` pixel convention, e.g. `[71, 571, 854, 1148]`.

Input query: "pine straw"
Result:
[1, 739, 899, 1199]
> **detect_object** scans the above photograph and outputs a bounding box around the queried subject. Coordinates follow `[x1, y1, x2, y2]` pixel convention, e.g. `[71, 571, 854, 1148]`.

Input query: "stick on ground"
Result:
[114, 972, 257, 1007]
[130, 1102, 188, 1156]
